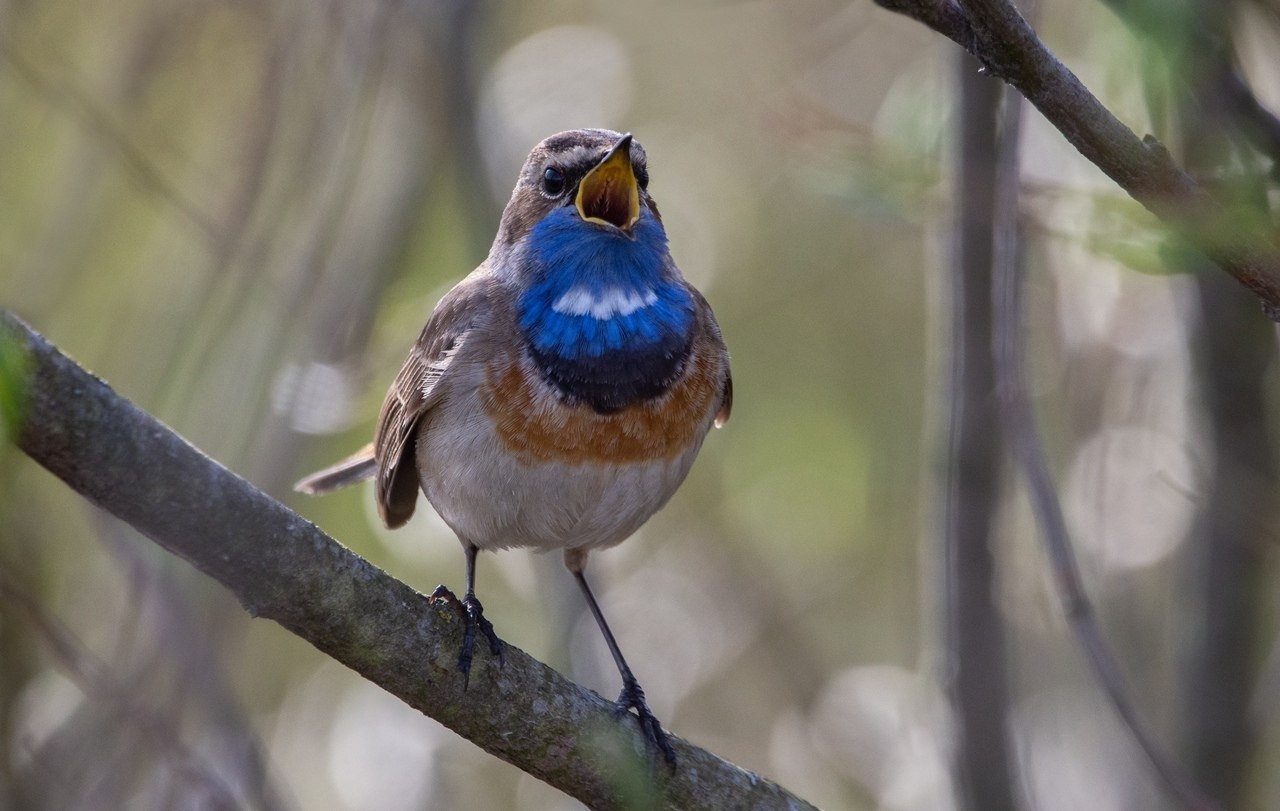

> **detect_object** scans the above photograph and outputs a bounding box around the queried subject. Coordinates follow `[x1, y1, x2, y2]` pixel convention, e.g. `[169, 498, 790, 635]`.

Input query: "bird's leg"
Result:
[571, 561, 676, 766]
[458, 542, 503, 688]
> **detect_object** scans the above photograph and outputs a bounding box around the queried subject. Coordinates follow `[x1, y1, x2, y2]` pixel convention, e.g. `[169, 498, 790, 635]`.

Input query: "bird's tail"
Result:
[293, 443, 377, 495]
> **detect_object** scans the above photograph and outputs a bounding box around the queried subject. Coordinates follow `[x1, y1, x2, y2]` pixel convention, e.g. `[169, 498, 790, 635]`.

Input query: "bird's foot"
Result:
[615, 677, 676, 767]
[458, 593, 503, 688]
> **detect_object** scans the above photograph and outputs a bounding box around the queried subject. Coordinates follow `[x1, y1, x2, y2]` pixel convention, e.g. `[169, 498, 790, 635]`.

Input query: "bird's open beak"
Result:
[575, 134, 640, 234]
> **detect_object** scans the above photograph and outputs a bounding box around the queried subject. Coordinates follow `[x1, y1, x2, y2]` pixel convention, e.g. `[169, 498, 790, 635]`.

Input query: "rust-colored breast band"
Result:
[481, 349, 720, 465]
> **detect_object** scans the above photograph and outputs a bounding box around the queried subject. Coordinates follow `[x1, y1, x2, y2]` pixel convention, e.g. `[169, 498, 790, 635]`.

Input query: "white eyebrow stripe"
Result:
[552, 286, 658, 319]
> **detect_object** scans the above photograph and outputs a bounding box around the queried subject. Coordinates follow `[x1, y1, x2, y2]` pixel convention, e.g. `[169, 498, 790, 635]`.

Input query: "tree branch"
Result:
[0, 310, 816, 811]
[873, 0, 1280, 319]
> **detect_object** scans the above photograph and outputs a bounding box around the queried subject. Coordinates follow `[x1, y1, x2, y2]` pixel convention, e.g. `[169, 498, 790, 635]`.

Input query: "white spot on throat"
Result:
[551, 285, 658, 320]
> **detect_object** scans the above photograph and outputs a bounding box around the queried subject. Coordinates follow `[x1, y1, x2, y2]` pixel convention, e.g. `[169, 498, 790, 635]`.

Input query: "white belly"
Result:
[415, 396, 708, 552]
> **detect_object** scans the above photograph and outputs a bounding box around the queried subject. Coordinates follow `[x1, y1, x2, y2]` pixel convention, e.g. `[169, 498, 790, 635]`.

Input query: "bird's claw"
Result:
[458, 593, 503, 688]
[615, 678, 676, 766]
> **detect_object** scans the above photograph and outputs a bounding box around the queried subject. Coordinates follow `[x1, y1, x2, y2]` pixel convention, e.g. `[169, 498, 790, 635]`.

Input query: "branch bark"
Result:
[0, 310, 816, 811]
[873, 0, 1280, 319]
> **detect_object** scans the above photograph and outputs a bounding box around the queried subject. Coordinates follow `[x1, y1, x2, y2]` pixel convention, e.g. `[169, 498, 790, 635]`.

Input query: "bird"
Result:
[294, 128, 732, 763]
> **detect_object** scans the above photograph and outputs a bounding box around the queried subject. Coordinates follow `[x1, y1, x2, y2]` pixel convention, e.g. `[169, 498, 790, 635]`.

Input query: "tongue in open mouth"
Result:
[575, 134, 640, 233]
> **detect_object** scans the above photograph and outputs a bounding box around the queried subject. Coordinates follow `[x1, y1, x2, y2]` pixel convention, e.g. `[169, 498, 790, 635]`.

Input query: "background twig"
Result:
[989, 123, 1219, 811]
[943, 48, 1018, 811]
[1169, 0, 1276, 804]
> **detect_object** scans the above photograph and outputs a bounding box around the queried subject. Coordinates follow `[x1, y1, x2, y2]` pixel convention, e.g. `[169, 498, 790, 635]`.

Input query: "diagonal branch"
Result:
[0, 310, 816, 811]
[873, 0, 1280, 319]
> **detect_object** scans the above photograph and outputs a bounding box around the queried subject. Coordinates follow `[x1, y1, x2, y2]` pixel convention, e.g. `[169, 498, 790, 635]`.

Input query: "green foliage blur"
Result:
[3, 0, 1280, 809]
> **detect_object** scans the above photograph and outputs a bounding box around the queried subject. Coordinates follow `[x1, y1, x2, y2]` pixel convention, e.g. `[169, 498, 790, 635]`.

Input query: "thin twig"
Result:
[988, 103, 1219, 810]
[0, 567, 243, 811]
[1222, 68, 1280, 173]
[1167, 0, 1275, 802]
[0, 38, 224, 248]
[92, 516, 294, 811]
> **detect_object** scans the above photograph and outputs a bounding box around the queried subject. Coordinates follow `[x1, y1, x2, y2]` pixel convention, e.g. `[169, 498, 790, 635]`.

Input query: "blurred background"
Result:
[3, 0, 1280, 808]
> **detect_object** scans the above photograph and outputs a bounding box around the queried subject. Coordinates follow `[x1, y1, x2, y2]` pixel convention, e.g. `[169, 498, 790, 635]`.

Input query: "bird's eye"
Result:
[542, 166, 566, 196]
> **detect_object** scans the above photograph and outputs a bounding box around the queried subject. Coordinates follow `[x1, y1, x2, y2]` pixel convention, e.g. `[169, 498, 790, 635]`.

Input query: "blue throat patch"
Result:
[517, 206, 696, 412]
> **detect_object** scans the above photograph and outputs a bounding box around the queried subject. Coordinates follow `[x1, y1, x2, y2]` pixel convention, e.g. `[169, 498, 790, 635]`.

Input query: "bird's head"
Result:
[503, 130, 696, 406]
[493, 129, 661, 254]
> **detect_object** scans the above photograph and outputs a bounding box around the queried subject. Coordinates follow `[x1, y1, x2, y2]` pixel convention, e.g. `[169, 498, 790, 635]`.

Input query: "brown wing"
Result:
[373, 272, 496, 528]
[689, 285, 732, 428]
[715, 374, 733, 428]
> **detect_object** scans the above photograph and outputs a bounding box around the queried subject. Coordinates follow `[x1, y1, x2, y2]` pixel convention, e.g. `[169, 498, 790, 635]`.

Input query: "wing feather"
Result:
[373, 273, 496, 528]
[689, 285, 732, 428]
[715, 374, 733, 428]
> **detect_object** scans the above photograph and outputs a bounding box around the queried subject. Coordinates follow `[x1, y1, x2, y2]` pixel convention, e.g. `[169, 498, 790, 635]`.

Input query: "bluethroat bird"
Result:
[294, 129, 732, 762]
